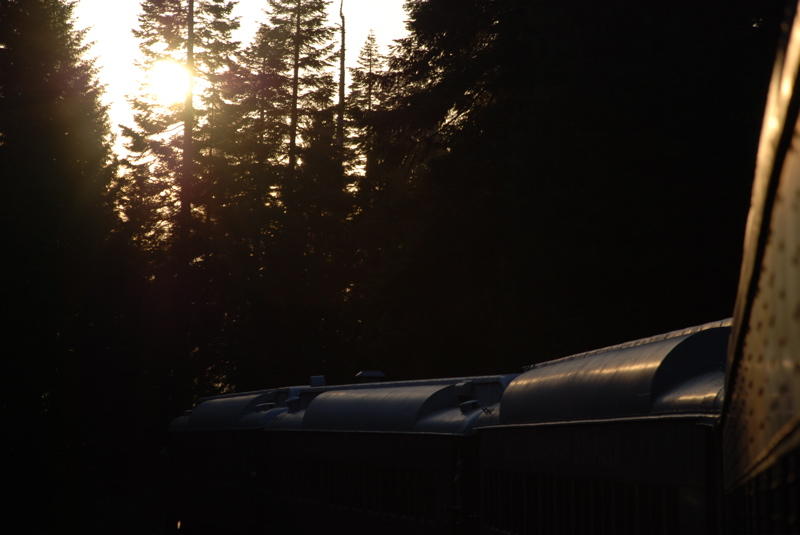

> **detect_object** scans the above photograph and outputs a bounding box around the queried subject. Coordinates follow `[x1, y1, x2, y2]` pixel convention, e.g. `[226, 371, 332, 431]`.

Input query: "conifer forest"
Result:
[0, 0, 788, 531]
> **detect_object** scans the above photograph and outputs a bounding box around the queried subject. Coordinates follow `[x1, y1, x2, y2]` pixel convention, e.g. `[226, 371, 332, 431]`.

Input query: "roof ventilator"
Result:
[309, 375, 326, 387]
[285, 396, 301, 413]
[460, 400, 481, 414]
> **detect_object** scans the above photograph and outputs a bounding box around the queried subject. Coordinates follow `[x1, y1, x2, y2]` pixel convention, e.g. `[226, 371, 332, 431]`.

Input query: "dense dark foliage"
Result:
[0, 0, 134, 530]
[0, 0, 787, 531]
[358, 0, 786, 377]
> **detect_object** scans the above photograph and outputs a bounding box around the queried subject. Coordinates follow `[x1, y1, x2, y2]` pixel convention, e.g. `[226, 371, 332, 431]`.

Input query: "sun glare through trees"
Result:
[147, 60, 192, 106]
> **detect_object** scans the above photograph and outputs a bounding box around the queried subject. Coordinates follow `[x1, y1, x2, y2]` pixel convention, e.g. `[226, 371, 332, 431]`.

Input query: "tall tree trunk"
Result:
[288, 1, 301, 179]
[259, 57, 267, 165]
[180, 0, 195, 231]
[337, 0, 345, 165]
[366, 51, 373, 113]
[365, 43, 375, 176]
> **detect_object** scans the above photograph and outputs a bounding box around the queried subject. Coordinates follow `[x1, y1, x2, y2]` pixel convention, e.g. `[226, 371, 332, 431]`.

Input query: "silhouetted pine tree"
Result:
[221, 0, 373, 389]
[294, 71, 351, 297]
[229, 0, 336, 258]
[234, 23, 292, 169]
[121, 0, 251, 413]
[265, 0, 334, 178]
[0, 0, 132, 529]
[217, 22, 290, 303]
[347, 30, 384, 177]
[195, 0, 240, 208]
[121, 0, 189, 248]
[338, 32, 397, 362]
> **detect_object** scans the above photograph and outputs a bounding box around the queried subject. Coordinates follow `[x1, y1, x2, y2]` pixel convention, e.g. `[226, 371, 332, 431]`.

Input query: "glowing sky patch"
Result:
[73, 0, 408, 150]
[148, 60, 192, 106]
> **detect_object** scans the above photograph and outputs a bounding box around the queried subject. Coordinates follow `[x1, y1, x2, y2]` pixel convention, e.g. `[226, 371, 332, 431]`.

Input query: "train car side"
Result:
[723, 1, 800, 533]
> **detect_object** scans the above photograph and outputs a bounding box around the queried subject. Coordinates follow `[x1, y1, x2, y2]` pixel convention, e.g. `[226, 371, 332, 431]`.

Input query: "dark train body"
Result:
[169, 2, 800, 533]
[480, 323, 729, 535]
[169, 321, 730, 534]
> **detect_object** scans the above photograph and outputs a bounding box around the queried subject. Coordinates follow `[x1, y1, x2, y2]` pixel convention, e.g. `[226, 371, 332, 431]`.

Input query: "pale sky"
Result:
[74, 0, 408, 147]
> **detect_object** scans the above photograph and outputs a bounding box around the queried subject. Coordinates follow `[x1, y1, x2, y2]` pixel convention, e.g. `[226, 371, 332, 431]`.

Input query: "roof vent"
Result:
[310, 375, 326, 387]
[355, 370, 386, 383]
[254, 402, 276, 412]
[285, 396, 301, 412]
[455, 381, 474, 401]
[460, 400, 480, 414]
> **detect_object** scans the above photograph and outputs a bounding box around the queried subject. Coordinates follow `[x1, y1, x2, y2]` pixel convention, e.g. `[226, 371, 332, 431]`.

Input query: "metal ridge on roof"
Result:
[523, 318, 732, 371]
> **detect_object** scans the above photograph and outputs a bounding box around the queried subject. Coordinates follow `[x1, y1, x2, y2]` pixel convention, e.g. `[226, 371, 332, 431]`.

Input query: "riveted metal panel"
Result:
[724, 0, 800, 490]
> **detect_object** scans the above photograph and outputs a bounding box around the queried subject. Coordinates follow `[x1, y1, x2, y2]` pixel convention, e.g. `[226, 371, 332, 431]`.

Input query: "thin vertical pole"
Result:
[288, 1, 301, 179]
[180, 0, 195, 227]
[337, 0, 346, 161]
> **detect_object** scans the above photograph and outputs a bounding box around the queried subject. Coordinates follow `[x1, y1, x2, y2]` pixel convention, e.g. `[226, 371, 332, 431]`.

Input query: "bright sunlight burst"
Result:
[148, 60, 191, 106]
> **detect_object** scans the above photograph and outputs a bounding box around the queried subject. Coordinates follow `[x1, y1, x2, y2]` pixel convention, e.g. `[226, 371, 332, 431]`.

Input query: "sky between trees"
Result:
[74, 0, 408, 151]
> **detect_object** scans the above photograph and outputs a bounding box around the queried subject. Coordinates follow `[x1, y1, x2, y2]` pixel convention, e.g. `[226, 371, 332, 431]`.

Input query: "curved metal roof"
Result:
[171, 375, 516, 434]
[170, 322, 729, 433]
[652, 372, 724, 414]
[300, 375, 515, 433]
[500, 321, 730, 425]
[169, 386, 313, 432]
[303, 384, 453, 432]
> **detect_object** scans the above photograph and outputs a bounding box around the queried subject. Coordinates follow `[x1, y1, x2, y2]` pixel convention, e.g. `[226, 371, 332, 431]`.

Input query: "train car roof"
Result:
[500, 319, 731, 425]
[171, 374, 517, 434]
